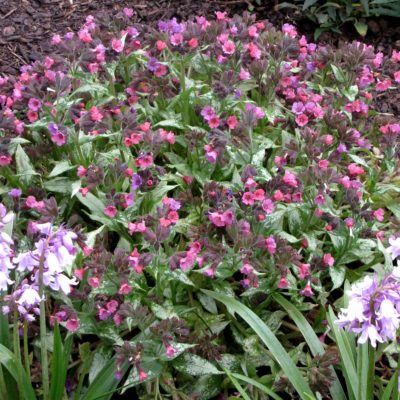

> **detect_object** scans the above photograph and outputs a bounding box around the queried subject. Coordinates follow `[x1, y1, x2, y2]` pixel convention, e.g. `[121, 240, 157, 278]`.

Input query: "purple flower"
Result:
[48, 122, 59, 135]
[131, 174, 142, 190]
[292, 101, 305, 114]
[8, 188, 22, 198]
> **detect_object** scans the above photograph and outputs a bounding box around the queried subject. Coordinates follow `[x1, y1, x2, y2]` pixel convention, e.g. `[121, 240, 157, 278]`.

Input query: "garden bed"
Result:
[0, 2, 399, 400]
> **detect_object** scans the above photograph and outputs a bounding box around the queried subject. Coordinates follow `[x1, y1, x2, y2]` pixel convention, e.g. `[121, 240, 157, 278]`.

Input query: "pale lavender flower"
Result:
[336, 268, 400, 347]
[388, 236, 400, 259]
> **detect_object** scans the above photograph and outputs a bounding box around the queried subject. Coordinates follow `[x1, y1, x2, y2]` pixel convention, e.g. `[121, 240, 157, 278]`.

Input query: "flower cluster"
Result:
[336, 267, 400, 347]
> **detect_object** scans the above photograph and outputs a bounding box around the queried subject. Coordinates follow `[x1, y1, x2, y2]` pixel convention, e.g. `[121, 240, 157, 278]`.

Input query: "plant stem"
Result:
[38, 238, 50, 400]
[23, 321, 30, 380]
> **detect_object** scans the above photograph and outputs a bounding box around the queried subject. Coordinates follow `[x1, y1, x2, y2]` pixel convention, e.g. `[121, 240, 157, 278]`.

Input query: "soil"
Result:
[0, 0, 399, 115]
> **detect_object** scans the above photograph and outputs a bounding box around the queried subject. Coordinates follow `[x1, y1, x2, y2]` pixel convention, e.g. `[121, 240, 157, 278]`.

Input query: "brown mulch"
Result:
[0, 0, 399, 114]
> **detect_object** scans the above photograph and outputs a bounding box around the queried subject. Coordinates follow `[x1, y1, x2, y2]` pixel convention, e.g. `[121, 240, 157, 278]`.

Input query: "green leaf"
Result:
[0, 344, 36, 400]
[80, 358, 129, 400]
[15, 145, 37, 185]
[232, 373, 283, 400]
[222, 367, 252, 400]
[50, 323, 72, 400]
[272, 294, 346, 400]
[328, 307, 358, 399]
[354, 21, 368, 36]
[76, 192, 105, 216]
[44, 178, 72, 194]
[48, 161, 75, 178]
[173, 353, 223, 376]
[331, 65, 346, 83]
[202, 290, 315, 400]
[330, 266, 346, 290]
[303, 0, 319, 9]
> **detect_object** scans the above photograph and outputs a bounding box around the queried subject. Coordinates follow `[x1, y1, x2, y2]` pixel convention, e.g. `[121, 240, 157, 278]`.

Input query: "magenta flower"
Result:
[104, 205, 118, 218]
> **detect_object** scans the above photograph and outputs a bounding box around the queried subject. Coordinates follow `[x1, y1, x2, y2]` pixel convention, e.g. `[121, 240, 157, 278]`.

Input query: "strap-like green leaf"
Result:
[273, 294, 347, 400]
[202, 289, 315, 400]
[0, 344, 36, 400]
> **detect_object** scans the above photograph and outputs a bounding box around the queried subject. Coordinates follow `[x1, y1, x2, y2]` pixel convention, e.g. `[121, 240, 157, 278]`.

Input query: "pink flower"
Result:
[208, 116, 220, 129]
[295, 114, 308, 127]
[265, 236, 276, 255]
[215, 11, 228, 21]
[78, 29, 92, 43]
[135, 154, 153, 169]
[138, 368, 148, 381]
[282, 23, 297, 37]
[242, 192, 255, 205]
[301, 281, 314, 297]
[323, 253, 335, 267]
[28, 98, 41, 112]
[51, 34, 62, 45]
[156, 40, 167, 51]
[246, 42, 261, 59]
[324, 135, 334, 145]
[77, 166, 87, 178]
[222, 40, 235, 55]
[170, 33, 183, 46]
[347, 163, 365, 176]
[104, 205, 117, 218]
[154, 64, 168, 77]
[253, 189, 265, 201]
[298, 263, 310, 279]
[123, 7, 134, 17]
[204, 144, 217, 164]
[248, 25, 258, 38]
[51, 131, 67, 146]
[344, 217, 354, 228]
[318, 159, 329, 170]
[227, 115, 238, 129]
[314, 193, 325, 205]
[65, 318, 79, 332]
[26, 196, 45, 211]
[375, 79, 391, 91]
[0, 154, 12, 167]
[262, 198, 275, 214]
[283, 170, 298, 188]
[239, 68, 250, 80]
[90, 106, 103, 122]
[373, 208, 384, 222]
[394, 71, 400, 83]
[128, 221, 146, 234]
[278, 276, 288, 289]
[392, 50, 400, 62]
[188, 38, 198, 49]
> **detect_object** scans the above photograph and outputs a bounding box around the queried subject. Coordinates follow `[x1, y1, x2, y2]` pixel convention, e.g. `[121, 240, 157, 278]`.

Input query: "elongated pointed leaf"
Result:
[0, 344, 36, 400]
[232, 373, 284, 400]
[272, 294, 347, 400]
[80, 358, 129, 400]
[50, 323, 72, 400]
[328, 307, 358, 399]
[0, 312, 18, 400]
[222, 367, 252, 400]
[201, 290, 315, 400]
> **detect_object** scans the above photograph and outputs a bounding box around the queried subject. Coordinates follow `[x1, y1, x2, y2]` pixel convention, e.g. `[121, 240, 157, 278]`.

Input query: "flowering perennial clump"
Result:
[0, 7, 399, 399]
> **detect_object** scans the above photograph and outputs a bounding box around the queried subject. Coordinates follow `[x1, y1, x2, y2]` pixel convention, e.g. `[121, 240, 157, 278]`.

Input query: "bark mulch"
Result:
[0, 0, 399, 114]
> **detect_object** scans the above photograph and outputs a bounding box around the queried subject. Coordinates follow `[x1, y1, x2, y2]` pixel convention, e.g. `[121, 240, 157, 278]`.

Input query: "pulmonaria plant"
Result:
[336, 265, 400, 347]
[0, 7, 399, 400]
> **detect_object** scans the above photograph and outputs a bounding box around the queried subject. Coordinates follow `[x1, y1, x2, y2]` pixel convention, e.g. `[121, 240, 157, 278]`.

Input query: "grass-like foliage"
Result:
[0, 8, 399, 400]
